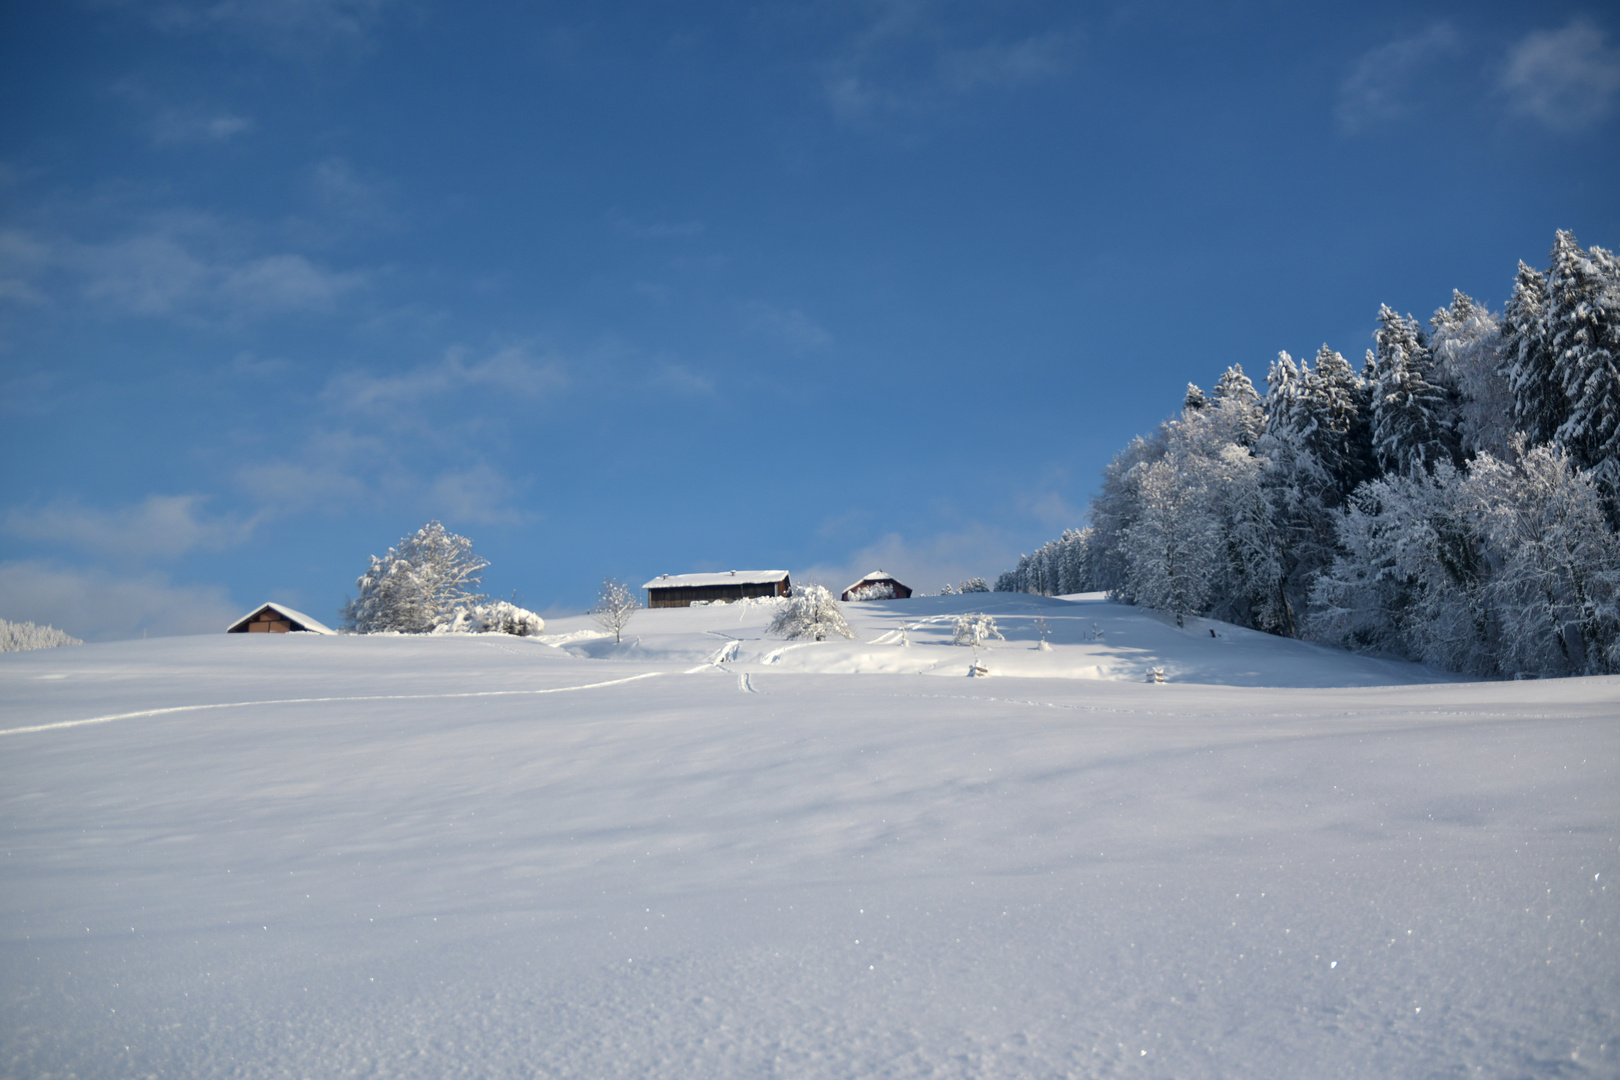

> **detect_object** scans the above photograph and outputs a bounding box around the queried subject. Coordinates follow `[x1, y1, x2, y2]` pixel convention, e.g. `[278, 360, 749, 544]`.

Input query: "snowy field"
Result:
[2, 593, 1616, 1078]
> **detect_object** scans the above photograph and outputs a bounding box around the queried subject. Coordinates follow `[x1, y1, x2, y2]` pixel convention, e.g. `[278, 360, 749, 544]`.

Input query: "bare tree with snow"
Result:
[592, 579, 641, 643]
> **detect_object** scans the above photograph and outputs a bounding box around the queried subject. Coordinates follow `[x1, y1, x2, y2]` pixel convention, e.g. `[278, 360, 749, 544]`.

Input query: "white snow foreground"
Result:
[1, 594, 1616, 1078]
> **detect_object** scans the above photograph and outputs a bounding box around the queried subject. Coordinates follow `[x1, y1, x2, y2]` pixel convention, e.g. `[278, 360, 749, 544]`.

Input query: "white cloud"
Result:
[3, 495, 257, 562]
[322, 346, 567, 416]
[1337, 23, 1461, 133]
[1501, 19, 1620, 132]
[0, 560, 240, 641]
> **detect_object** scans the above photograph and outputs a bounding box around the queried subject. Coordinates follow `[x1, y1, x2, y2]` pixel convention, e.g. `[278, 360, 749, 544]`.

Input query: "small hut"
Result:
[841, 571, 912, 602]
[643, 570, 791, 609]
[227, 602, 336, 635]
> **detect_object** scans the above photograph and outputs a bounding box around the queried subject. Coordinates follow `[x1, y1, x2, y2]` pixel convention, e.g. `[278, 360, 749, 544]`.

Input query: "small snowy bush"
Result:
[848, 582, 897, 601]
[769, 584, 855, 642]
[958, 578, 990, 594]
[433, 600, 545, 637]
[952, 613, 1004, 647]
[0, 618, 83, 652]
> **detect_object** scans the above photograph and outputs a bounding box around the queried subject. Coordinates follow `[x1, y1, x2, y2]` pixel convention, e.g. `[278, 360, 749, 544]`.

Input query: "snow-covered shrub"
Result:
[848, 582, 896, 601]
[0, 618, 83, 652]
[592, 580, 640, 642]
[939, 583, 956, 595]
[952, 613, 1004, 647]
[768, 584, 855, 642]
[434, 600, 546, 637]
[958, 578, 990, 594]
[342, 521, 489, 634]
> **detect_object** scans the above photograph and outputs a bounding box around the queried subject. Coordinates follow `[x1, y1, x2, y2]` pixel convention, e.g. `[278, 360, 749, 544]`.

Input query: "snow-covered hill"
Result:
[2, 596, 1615, 1078]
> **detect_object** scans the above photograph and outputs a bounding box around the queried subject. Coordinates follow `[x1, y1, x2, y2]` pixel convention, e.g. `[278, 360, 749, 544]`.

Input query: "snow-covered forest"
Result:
[997, 230, 1620, 679]
[0, 618, 82, 652]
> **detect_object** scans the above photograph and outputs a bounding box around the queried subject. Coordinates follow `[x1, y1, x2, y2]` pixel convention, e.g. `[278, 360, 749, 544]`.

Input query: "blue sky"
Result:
[3, 0, 1618, 639]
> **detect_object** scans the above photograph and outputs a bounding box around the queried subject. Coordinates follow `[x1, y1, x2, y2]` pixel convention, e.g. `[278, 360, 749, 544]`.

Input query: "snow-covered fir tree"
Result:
[1547, 232, 1620, 490]
[1371, 305, 1458, 477]
[1501, 260, 1560, 447]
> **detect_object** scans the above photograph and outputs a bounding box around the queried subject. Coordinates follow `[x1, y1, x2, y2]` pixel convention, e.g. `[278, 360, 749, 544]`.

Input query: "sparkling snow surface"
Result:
[2, 594, 1616, 1078]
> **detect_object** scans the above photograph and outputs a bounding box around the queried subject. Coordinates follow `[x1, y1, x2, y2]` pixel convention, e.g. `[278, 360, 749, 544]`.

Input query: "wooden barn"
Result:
[841, 570, 912, 602]
[642, 570, 791, 609]
[227, 602, 336, 635]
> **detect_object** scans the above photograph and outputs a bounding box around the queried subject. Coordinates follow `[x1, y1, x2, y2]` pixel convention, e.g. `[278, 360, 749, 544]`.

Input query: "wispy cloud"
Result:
[1337, 23, 1461, 133]
[135, 0, 400, 53]
[1501, 19, 1620, 132]
[426, 463, 529, 526]
[0, 217, 365, 321]
[823, 1, 1075, 119]
[148, 108, 254, 145]
[0, 559, 240, 641]
[322, 346, 567, 416]
[741, 300, 834, 351]
[610, 212, 706, 239]
[298, 157, 401, 237]
[649, 361, 715, 396]
[3, 494, 257, 562]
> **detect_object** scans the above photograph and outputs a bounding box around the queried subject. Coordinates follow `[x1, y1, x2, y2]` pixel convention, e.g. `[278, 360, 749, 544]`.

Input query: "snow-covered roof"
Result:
[642, 570, 791, 590]
[227, 602, 336, 635]
[844, 570, 904, 591]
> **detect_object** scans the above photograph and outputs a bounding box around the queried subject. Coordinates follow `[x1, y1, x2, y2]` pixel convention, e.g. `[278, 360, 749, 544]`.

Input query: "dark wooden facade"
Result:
[841, 574, 913, 602]
[644, 574, 792, 609]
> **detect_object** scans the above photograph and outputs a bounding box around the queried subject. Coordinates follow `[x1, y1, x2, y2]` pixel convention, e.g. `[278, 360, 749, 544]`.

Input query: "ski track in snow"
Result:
[0, 672, 665, 738]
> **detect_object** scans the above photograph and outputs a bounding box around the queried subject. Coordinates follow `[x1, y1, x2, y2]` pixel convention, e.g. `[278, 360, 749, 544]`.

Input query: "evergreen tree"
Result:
[1183, 383, 1208, 410]
[1371, 305, 1458, 476]
[1547, 232, 1620, 488]
[1501, 260, 1558, 446]
[1212, 364, 1263, 446]
[1309, 344, 1376, 499]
